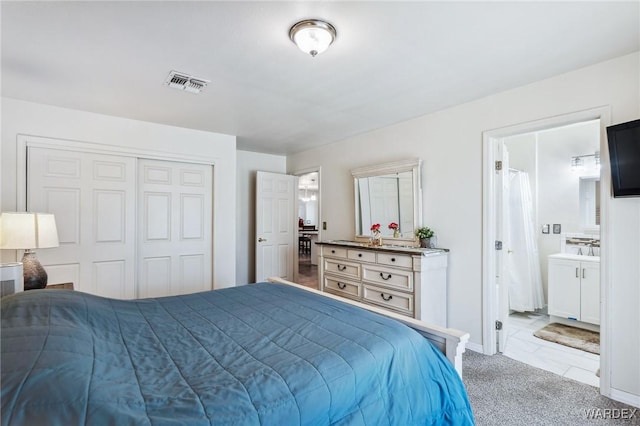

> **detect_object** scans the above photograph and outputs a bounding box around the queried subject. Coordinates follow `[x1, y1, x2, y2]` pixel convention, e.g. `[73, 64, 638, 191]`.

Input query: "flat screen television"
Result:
[607, 119, 640, 197]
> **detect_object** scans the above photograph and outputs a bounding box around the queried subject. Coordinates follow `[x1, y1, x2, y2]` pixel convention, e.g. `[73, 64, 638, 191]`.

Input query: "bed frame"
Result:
[267, 277, 470, 377]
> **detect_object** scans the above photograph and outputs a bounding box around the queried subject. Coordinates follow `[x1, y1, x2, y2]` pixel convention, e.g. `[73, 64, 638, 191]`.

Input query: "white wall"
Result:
[236, 150, 287, 285]
[1, 97, 238, 288]
[288, 52, 640, 399]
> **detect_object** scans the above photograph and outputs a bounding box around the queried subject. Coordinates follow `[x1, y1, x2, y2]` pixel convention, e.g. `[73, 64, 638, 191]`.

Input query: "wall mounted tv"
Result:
[607, 119, 640, 197]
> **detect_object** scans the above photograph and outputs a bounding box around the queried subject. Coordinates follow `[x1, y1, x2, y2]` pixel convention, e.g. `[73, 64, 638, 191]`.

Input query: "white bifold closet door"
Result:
[27, 147, 137, 298]
[137, 159, 212, 298]
[27, 147, 213, 299]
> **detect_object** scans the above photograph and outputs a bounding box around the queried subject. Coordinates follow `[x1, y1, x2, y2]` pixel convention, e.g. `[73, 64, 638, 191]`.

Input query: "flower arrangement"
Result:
[415, 226, 434, 248]
[388, 222, 398, 230]
[388, 222, 399, 238]
[415, 226, 434, 239]
[370, 223, 382, 246]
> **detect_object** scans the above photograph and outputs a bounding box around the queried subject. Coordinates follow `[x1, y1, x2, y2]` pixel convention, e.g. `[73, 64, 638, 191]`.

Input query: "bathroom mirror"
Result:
[352, 158, 422, 240]
[579, 176, 600, 231]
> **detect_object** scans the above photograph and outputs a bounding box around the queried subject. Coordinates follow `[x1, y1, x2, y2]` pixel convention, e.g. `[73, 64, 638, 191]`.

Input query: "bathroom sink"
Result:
[549, 253, 600, 262]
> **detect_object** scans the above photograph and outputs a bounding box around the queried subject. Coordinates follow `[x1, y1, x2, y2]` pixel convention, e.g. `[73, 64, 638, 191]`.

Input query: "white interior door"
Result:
[496, 141, 511, 352]
[27, 146, 136, 298]
[255, 171, 296, 282]
[137, 159, 212, 298]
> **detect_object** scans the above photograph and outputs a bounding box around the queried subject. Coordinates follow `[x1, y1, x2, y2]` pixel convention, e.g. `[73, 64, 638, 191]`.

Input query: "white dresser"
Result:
[317, 241, 448, 327]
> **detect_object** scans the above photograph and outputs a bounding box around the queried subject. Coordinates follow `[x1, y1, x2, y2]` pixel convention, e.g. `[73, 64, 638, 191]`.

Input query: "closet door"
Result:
[138, 159, 212, 298]
[27, 147, 136, 298]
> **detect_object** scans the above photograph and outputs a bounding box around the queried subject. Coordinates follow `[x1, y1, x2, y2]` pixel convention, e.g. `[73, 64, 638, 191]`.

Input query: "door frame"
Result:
[482, 106, 612, 396]
[291, 166, 322, 285]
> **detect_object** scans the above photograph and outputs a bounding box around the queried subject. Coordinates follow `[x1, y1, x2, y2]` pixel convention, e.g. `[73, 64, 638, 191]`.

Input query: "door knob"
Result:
[258, 237, 267, 242]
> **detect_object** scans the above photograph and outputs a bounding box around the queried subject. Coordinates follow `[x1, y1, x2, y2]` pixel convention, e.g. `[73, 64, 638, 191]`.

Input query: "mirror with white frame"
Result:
[352, 159, 422, 241]
[579, 176, 600, 231]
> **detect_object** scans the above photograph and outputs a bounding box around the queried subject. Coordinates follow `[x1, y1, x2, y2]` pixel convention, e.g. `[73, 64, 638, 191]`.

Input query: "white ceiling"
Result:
[2, 2, 638, 155]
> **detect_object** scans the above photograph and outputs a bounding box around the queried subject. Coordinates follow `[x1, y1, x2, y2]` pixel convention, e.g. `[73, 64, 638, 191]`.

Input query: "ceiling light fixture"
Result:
[289, 19, 336, 57]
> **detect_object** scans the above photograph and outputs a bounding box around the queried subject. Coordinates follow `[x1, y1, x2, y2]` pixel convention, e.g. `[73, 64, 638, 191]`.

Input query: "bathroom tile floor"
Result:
[504, 311, 600, 388]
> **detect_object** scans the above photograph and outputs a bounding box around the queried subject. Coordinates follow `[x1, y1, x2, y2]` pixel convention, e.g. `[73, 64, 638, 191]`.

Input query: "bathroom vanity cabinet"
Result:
[317, 241, 448, 327]
[548, 254, 600, 326]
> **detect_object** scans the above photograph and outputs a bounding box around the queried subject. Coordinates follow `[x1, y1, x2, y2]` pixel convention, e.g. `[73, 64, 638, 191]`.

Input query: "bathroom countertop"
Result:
[549, 253, 600, 262]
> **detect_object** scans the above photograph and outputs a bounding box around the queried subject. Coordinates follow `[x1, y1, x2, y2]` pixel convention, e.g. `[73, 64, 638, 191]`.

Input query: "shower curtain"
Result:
[507, 170, 544, 312]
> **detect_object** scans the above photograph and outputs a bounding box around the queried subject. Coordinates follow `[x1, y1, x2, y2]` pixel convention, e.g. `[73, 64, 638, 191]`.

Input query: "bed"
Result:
[1, 280, 474, 425]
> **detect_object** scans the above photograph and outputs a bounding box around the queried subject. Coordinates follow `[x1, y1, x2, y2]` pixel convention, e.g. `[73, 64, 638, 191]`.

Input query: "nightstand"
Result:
[46, 282, 74, 290]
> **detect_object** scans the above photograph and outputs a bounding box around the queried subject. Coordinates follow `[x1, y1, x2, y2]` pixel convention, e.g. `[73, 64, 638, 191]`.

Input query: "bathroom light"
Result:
[571, 156, 584, 172]
[289, 19, 336, 57]
[571, 151, 600, 172]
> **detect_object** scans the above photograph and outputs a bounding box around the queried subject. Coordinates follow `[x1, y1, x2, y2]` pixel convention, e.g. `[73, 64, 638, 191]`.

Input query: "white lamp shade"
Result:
[0, 212, 59, 250]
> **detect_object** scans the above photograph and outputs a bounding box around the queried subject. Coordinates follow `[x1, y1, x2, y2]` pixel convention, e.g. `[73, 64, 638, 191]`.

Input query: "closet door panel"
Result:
[94, 190, 126, 243]
[140, 256, 172, 298]
[27, 147, 136, 298]
[144, 193, 172, 241]
[45, 188, 81, 245]
[93, 260, 126, 299]
[138, 159, 212, 298]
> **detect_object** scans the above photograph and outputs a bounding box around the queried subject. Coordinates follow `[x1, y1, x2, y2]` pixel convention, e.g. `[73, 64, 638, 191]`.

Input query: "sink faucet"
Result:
[588, 245, 594, 256]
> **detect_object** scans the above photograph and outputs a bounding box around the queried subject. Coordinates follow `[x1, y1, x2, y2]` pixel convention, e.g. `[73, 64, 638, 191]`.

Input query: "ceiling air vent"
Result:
[165, 71, 210, 94]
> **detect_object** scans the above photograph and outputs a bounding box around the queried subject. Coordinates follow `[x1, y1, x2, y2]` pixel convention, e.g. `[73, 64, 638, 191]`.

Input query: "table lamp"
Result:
[0, 212, 59, 290]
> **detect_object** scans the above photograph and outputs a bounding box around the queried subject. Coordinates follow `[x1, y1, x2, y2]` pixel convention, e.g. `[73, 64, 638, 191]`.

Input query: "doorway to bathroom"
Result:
[482, 106, 612, 392]
[500, 119, 601, 387]
[295, 170, 320, 289]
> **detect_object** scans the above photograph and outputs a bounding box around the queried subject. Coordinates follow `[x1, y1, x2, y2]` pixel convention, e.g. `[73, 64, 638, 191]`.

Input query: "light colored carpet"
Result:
[462, 350, 639, 425]
[533, 323, 600, 354]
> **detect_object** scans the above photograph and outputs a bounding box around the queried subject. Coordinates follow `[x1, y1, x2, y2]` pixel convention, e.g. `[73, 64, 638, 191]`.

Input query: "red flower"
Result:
[388, 222, 398, 230]
[370, 223, 381, 232]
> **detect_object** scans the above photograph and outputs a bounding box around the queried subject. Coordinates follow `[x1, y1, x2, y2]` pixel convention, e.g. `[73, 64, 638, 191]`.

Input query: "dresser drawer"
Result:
[362, 265, 413, 291]
[347, 249, 376, 263]
[377, 253, 412, 268]
[363, 284, 413, 315]
[323, 258, 361, 279]
[323, 275, 360, 299]
[323, 246, 347, 258]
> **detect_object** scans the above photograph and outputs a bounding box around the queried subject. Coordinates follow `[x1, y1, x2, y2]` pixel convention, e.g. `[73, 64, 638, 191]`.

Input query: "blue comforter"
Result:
[1, 283, 473, 425]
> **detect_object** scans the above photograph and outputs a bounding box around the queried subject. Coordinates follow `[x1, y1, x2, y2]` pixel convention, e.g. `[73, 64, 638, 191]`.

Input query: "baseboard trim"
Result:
[609, 388, 640, 408]
[466, 342, 484, 354]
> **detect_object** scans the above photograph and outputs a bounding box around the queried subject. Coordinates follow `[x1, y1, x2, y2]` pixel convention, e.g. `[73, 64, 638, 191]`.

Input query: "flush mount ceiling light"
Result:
[289, 19, 336, 57]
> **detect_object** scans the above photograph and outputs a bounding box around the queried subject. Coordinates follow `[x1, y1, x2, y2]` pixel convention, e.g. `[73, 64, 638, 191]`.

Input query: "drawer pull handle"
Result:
[331, 250, 336, 254]
[380, 293, 393, 301]
[391, 258, 396, 262]
[380, 273, 392, 280]
[576, 267, 579, 278]
[358, 253, 363, 257]
[337, 282, 347, 289]
[582, 268, 586, 279]
[337, 264, 347, 271]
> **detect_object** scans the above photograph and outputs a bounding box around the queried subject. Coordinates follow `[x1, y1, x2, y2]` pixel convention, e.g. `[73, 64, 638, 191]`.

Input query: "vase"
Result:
[420, 238, 431, 248]
[372, 231, 382, 246]
[393, 229, 399, 238]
